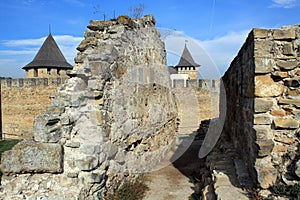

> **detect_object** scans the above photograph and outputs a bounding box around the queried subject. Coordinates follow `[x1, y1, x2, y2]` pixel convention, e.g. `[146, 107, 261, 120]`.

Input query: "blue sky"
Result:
[0, 0, 300, 78]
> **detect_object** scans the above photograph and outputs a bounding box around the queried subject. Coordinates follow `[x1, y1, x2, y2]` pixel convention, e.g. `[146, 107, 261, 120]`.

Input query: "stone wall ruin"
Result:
[203, 25, 300, 199]
[0, 15, 179, 199]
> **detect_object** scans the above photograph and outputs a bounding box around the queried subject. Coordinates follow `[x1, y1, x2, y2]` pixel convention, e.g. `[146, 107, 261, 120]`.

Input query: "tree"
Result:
[129, 4, 145, 18]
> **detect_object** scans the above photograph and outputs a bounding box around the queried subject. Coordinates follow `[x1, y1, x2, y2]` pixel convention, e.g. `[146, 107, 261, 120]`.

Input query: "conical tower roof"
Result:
[175, 44, 200, 67]
[22, 34, 73, 70]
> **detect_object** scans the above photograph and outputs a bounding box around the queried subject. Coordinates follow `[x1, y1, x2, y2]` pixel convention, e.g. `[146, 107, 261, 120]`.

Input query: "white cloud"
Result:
[200, 30, 250, 74]
[161, 28, 249, 78]
[270, 0, 297, 8]
[3, 38, 46, 47]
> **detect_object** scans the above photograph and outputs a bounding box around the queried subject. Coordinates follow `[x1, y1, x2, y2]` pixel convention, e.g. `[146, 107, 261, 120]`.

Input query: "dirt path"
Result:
[143, 137, 204, 200]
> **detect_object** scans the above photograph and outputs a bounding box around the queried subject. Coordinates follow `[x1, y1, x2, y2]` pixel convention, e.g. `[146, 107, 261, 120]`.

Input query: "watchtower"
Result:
[174, 43, 200, 80]
[22, 34, 73, 78]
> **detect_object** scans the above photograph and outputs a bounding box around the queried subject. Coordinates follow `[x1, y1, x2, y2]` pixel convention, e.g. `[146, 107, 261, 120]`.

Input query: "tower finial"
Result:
[185, 39, 188, 47]
[49, 24, 51, 34]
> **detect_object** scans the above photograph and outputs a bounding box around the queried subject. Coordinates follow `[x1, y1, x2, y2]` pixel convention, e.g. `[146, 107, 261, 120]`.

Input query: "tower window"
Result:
[34, 69, 38, 77]
[47, 68, 51, 75]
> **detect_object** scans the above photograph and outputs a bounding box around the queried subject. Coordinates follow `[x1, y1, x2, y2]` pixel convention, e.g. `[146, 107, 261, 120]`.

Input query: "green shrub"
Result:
[270, 183, 300, 199]
[106, 176, 149, 200]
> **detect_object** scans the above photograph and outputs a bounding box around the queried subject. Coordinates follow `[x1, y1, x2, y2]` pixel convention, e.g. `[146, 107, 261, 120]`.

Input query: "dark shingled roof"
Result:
[175, 44, 200, 68]
[23, 34, 73, 70]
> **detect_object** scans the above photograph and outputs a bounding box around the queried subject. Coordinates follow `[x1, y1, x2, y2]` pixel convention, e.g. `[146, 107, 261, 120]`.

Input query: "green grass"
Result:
[0, 139, 20, 181]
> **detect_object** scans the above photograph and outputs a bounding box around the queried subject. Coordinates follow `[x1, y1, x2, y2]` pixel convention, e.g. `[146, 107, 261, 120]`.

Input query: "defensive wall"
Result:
[171, 79, 220, 122]
[0, 77, 218, 140]
[203, 25, 300, 199]
[0, 78, 67, 139]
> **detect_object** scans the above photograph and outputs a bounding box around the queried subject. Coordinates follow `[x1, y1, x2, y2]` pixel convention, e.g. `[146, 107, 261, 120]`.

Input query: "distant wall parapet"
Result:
[172, 79, 220, 90]
[1, 77, 68, 88]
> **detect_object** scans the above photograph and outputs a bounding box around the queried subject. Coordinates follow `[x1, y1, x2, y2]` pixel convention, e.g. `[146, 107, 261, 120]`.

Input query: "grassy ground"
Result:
[0, 139, 20, 181]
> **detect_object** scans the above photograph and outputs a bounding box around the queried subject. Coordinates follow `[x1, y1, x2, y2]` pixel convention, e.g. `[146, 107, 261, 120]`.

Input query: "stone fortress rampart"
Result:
[0, 78, 67, 140]
[0, 78, 219, 140]
[0, 14, 299, 200]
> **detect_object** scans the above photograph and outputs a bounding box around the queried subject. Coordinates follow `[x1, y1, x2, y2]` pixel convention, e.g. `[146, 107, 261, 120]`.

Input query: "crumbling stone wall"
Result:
[0, 15, 178, 199]
[1, 78, 66, 140]
[221, 26, 300, 189]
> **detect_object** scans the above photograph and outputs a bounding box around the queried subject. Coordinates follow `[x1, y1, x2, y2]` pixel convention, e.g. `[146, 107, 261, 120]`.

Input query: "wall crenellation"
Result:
[1, 78, 68, 88]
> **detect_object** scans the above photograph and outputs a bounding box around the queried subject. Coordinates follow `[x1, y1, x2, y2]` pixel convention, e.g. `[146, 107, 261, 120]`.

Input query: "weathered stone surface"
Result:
[274, 118, 299, 129]
[220, 25, 300, 192]
[273, 144, 289, 153]
[256, 139, 274, 157]
[254, 41, 274, 57]
[255, 157, 277, 189]
[117, 15, 133, 27]
[255, 75, 284, 97]
[276, 60, 299, 70]
[282, 43, 294, 55]
[0, 141, 63, 174]
[271, 71, 288, 79]
[253, 125, 273, 140]
[255, 98, 273, 113]
[253, 28, 269, 39]
[254, 113, 271, 125]
[274, 136, 295, 145]
[34, 113, 62, 143]
[270, 109, 286, 117]
[255, 58, 274, 73]
[279, 98, 300, 107]
[273, 29, 296, 40]
[1, 15, 179, 199]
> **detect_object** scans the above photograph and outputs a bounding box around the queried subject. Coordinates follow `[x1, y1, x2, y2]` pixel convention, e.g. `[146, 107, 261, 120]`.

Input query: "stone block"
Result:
[256, 139, 274, 157]
[75, 156, 99, 171]
[270, 110, 286, 117]
[254, 113, 271, 125]
[274, 136, 295, 145]
[255, 157, 277, 189]
[255, 98, 273, 113]
[274, 118, 299, 129]
[253, 28, 269, 39]
[271, 71, 288, 79]
[254, 41, 274, 57]
[34, 114, 62, 143]
[288, 89, 300, 96]
[257, 167, 277, 189]
[117, 15, 133, 27]
[276, 60, 299, 70]
[253, 125, 272, 140]
[273, 29, 296, 40]
[0, 141, 63, 174]
[255, 75, 284, 97]
[279, 98, 300, 107]
[255, 58, 274, 74]
[282, 43, 295, 55]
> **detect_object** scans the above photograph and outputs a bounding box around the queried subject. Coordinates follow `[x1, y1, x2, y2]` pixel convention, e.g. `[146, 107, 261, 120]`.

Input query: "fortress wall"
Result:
[221, 26, 300, 188]
[172, 79, 220, 121]
[1, 78, 66, 139]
